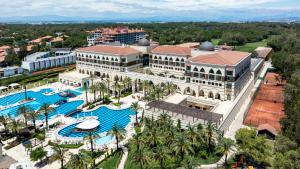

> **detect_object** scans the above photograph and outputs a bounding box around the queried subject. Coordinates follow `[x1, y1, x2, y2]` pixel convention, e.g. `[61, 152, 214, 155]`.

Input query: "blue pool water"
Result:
[0, 88, 83, 118]
[95, 135, 115, 145]
[58, 107, 135, 138]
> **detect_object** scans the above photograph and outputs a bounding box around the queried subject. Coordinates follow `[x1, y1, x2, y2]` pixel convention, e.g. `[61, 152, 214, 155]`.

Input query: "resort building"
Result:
[0, 66, 23, 79]
[87, 27, 147, 46]
[76, 45, 142, 75]
[149, 45, 192, 79]
[254, 47, 273, 61]
[72, 43, 252, 101]
[186, 50, 251, 100]
[21, 51, 76, 72]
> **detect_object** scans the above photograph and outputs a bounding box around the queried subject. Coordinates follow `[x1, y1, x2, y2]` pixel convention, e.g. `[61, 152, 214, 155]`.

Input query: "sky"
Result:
[0, 0, 300, 21]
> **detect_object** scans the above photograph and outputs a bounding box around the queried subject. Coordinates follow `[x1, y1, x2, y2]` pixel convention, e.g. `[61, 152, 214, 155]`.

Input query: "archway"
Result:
[215, 93, 221, 100]
[199, 90, 204, 97]
[208, 92, 214, 98]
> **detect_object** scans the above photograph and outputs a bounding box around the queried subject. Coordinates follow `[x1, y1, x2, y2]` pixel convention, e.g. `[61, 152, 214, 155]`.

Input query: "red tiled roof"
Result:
[255, 47, 273, 59]
[76, 45, 141, 56]
[151, 45, 191, 56]
[258, 123, 278, 135]
[189, 50, 250, 66]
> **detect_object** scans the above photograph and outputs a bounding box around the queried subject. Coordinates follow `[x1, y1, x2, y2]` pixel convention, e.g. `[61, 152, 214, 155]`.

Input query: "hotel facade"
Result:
[64, 43, 252, 101]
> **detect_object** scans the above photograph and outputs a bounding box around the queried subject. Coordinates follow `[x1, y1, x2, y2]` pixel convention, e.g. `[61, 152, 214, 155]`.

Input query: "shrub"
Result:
[30, 147, 47, 161]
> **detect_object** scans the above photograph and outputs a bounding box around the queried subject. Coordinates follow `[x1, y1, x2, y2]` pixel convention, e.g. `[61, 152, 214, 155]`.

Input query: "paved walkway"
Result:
[117, 147, 128, 169]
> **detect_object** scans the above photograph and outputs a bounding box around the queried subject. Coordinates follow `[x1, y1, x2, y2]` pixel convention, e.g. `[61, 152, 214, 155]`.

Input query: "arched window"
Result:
[111, 58, 114, 61]
[176, 58, 180, 62]
[97, 56, 100, 59]
[169, 57, 173, 61]
[193, 67, 198, 71]
[215, 93, 221, 100]
[115, 58, 118, 62]
[216, 70, 221, 75]
[106, 57, 109, 60]
[208, 92, 214, 98]
[209, 69, 215, 80]
[209, 69, 214, 74]
[181, 58, 185, 62]
[164, 57, 168, 61]
[158, 56, 162, 60]
[102, 56, 105, 60]
[200, 68, 205, 73]
[216, 70, 222, 81]
[154, 56, 157, 59]
[199, 90, 204, 97]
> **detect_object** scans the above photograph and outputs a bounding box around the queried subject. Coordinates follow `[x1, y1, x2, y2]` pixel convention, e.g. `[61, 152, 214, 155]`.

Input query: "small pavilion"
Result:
[147, 100, 223, 126]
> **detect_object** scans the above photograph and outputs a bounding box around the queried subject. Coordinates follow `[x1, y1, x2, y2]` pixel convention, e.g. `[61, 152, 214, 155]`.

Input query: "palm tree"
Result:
[0, 115, 9, 136]
[83, 83, 89, 104]
[186, 125, 200, 149]
[83, 131, 100, 153]
[205, 122, 218, 153]
[105, 79, 111, 93]
[27, 110, 39, 132]
[67, 153, 87, 169]
[141, 80, 149, 96]
[133, 148, 150, 169]
[219, 138, 235, 167]
[164, 82, 175, 95]
[146, 128, 161, 148]
[131, 101, 141, 125]
[89, 82, 97, 102]
[114, 83, 123, 104]
[172, 135, 194, 161]
[134, 126, 142, 151]
[123, 76, 131, 92]
[107, 124, 126, 150]
[17, 105, 31, 127]
[51, 143, 68, 169]
[38, 103, 55, 130]
[182, 156, 199, 169]
[153, 145, 169, 169]
[97, 82, 107, 101]
[8, 118, 24, 136]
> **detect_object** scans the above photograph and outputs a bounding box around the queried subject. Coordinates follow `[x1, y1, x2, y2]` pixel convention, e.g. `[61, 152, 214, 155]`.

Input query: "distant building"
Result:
[0, 66, 23, 79]
[87, 27, 147, 46]
[29, 36, 53, 45]
[254, 47, 273, 61]
[176, 42, 200, 48]
[21, 51, 76, 72]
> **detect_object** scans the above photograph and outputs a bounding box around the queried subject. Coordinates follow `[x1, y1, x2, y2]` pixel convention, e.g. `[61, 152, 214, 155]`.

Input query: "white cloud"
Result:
[0, 0, 299, 17]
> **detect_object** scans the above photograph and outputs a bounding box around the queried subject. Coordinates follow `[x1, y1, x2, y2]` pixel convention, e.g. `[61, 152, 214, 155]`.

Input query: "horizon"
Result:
[1, 0, 300, 23]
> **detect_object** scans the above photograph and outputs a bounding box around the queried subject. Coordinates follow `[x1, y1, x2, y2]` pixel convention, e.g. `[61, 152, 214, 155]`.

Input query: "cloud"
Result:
[0, 0, 299, 18]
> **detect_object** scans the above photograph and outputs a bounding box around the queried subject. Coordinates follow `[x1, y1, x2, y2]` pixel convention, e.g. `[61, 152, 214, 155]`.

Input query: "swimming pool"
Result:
[95, 135, 115, 145]
[0, 88, 83, 118]
[58, 106, 135, 138]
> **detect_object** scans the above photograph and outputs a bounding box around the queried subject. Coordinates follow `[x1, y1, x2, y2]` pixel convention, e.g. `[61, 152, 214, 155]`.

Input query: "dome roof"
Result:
[138, 38, 150, 46]
[200, 41, 215, 51]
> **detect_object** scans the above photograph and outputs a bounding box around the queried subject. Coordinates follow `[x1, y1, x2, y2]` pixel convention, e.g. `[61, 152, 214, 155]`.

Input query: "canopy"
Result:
[8, 83, 20, 87]
[76, 119, 100, 130]
[0, 86, 8, 90]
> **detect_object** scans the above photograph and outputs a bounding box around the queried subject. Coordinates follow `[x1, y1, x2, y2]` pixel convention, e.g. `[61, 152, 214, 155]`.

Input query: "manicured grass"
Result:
[60, 143, 83, 149]
[211, 38, 221, 45]
[97, 150, 123, 169]
[235, 39, 268, 52]
[113, 102, 121, 106]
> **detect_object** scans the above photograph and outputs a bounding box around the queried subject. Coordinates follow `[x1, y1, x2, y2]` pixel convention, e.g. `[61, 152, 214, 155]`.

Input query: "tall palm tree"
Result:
[38, 103, 55, 130]
[83, 83, 89, 104]
[0, 115, 9, 136]
[146, 128, 161, 148]
[17, 105, 31, 127]
[89, 82, 97, 102]
[186, 125, 200, 149]
[83, 131, 100, 153]
[107, 124, 126, 150]
[27, 110, 39, 132]
[105, 79, 111, 93]
[115, 83, 123, 104]
[67, 153, 87, 169]
[153, 145, 169, 169]
[172, 135, 194, 161]
[164, 82, 175, 95]
[96, 82, 107, 101]
[219, 138, 235, 167]
[131, 101, 141, 125]
[51, 143, 68, 169]
[133, 148, 150, 169]
[134, 126, 142, 151]
[205, 122, 218, 153]
[141, 80, 149, 96]
[8, 118, 24, 136]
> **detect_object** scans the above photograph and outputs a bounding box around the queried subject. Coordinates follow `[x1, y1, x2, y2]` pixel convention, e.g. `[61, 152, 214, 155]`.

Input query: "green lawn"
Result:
[235, 39, 268, 52]
[211, 38, 221, 45]
[97, 150, 123, 169]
